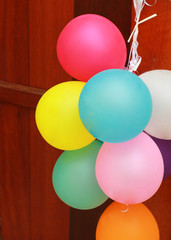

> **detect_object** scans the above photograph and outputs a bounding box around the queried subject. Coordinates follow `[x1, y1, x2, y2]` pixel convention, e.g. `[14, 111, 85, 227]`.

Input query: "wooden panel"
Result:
[29, 0, 74, 239]
[29, 0, 74, 90]
[30, 110, 69, 240]
[0, 0, 30, 239]
[134, 0, 171, 73]
[0, 0, 29, 84]
[145, 176, 171, 240]
[0, 103, 30, 240]
[70, 1, 133, 240]
[0, 80, 45, 109]
[0, 0, 74, 239]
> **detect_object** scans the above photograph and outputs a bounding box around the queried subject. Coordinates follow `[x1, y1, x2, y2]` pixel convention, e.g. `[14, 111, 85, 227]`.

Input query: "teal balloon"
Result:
[52, 140, 108, 210]
[79, 69, 152, 143]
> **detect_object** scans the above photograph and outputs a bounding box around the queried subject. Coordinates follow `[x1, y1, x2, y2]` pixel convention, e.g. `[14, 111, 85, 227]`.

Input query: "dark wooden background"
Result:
[0, 0, 170, 240]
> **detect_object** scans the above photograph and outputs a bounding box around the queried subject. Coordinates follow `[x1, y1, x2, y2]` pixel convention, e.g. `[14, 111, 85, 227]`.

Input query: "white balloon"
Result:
[140, 70, 171, 140]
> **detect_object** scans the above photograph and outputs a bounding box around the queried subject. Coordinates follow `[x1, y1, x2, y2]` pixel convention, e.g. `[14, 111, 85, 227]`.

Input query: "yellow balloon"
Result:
[35, 81, 95, 150]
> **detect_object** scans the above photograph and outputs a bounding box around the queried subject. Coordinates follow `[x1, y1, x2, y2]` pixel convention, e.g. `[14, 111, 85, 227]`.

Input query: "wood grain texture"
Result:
[0, 103, 30, 240]
[29, 0, 74, 89]
[0, 0, 29, 84]
[29, 0, 73, 239]
[145, 176, 171, 240]
[0, 80, 45, 109]
[0, 0, 74, 239]
[0, 1, 30, 239]
[131, 0, 171, 73]
[30, 110, 70, 240]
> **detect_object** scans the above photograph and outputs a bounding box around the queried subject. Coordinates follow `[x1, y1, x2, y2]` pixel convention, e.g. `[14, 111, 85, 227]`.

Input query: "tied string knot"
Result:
[127, 0, 157, 72]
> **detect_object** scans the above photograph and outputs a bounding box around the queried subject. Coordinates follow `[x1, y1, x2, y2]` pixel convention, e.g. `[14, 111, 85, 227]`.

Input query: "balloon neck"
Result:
[120, 204, 129, 213]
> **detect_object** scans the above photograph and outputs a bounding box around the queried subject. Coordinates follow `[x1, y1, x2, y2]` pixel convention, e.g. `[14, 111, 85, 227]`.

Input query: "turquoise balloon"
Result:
[52, 140, 108, 210]
[79, 69, 152, 143]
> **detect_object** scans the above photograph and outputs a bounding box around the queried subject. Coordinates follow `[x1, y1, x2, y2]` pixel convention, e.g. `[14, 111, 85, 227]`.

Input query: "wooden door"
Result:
[0, 0, 73, 239]
[0, 0, 170, 240]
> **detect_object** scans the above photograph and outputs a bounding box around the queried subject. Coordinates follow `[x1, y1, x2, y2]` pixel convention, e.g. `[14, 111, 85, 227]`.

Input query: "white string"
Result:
[127, 13, 157, 43]
[127, 0, 157, 72]
[121, 204, 129, 213]
[145, 0, 157, 7]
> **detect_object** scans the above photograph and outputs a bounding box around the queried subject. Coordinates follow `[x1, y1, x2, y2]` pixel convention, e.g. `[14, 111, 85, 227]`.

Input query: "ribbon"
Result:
[127, 0, 157, 72]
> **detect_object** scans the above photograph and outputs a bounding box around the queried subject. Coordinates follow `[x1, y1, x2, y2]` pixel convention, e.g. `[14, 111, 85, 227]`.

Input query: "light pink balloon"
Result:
[96, 132, 164, 204]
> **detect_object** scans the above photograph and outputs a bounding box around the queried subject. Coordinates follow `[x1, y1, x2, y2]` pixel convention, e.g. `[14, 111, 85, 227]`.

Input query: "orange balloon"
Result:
[96, 202, 159, 240]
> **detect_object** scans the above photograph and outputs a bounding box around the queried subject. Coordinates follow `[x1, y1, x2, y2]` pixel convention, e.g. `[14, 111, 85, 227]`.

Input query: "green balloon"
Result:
[52, 140, 108, 210]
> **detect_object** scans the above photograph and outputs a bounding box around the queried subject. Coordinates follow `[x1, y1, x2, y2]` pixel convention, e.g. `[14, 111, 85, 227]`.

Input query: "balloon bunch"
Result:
[35, 13, 170, 240]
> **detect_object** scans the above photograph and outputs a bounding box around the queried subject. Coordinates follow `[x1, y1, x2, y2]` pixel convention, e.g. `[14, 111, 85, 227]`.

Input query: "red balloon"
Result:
[57, 14, 127, 82]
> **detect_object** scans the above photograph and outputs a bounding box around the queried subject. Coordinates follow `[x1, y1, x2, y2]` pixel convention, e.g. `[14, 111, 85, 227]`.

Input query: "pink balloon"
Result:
[96, 132, 164, 204]
[57, 14, 127, 82]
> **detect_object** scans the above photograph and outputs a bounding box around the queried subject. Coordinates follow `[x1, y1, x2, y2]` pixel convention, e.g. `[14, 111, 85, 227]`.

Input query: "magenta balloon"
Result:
[57, 14, 127, 81]
[96, 132, 164, 204]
